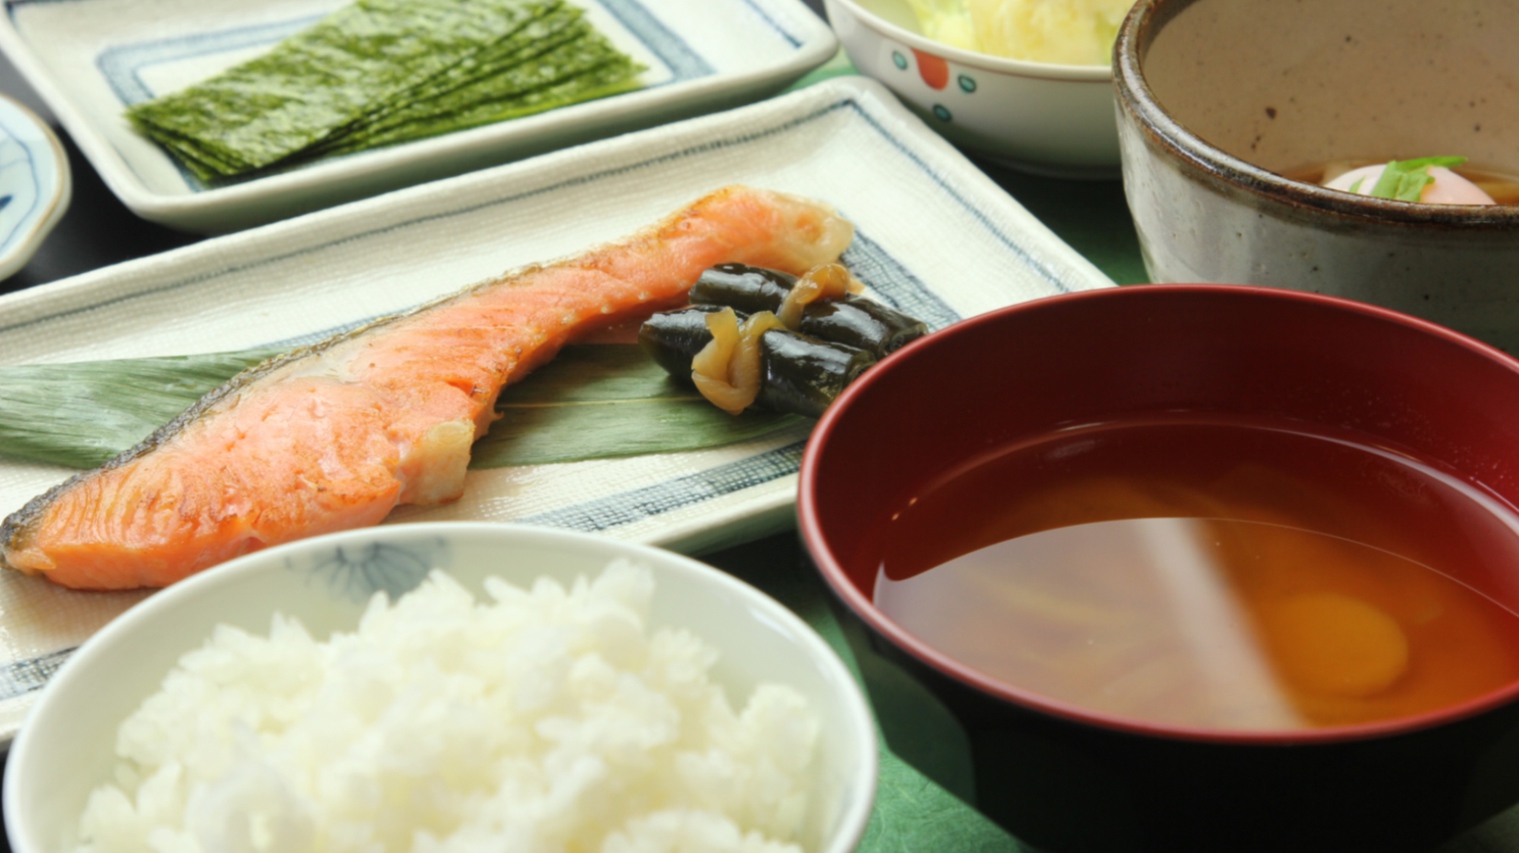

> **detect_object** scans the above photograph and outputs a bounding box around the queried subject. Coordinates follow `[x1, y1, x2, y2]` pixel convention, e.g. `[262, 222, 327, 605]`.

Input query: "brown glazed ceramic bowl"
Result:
[1113, 0, 1519, 352]
[799, 285, 1519, 853]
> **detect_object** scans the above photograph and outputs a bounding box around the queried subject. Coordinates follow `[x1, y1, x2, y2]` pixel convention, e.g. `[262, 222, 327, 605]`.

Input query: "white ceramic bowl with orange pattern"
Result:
[823, 0, 1119, 178]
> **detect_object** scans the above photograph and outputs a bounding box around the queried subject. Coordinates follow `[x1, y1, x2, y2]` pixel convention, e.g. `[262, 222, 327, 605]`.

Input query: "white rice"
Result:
[72, 560, 820, 853]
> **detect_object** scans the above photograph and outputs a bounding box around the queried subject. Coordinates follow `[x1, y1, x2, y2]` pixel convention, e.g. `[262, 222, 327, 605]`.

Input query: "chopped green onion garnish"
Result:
[1368, 156, 1468, 202]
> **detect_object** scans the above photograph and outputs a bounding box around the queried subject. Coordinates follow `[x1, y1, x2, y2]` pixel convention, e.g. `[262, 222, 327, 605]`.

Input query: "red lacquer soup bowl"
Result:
[799, 284, 1519, 853]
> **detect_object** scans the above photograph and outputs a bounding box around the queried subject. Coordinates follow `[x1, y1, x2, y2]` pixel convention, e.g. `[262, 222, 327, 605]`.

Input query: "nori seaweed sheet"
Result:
[126, 0, 645, 181]
[318, 31, 641, 153]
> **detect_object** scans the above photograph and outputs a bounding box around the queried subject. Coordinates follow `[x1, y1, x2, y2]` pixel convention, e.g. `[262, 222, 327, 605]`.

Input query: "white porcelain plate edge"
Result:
[0, 0, 836, 233]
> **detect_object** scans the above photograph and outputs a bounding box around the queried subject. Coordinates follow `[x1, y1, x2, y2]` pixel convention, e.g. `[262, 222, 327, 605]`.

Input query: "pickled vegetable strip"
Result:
[776, 263, 862, 328]
[639, 306, 880, 419]
[690, 264, 928, 356]
[640, 261, 924, 418]
[692, 309, 790, 416]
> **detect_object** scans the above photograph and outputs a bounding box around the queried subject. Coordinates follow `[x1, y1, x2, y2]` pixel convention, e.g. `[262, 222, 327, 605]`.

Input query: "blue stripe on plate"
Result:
[5, 0, 77, 22]
[0, 112, 42, 255]
[523, 440, 807, 531]
[599, 0, 713, 80]
[96, 16, 321, 106]
[844, 231, 959, 331]
[735, 0, 804, 48]
[0, 647, 73, 703]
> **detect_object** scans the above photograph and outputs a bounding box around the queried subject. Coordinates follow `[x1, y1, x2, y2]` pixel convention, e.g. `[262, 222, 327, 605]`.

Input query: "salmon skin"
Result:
[0, 186, 854, 590]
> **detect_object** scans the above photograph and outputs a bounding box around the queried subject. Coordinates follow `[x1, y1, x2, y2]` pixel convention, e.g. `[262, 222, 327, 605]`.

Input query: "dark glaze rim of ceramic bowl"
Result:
[798, 284, 1519, 747]
[1114, 0, 1519, 231]
[825, 0, 1111, 83]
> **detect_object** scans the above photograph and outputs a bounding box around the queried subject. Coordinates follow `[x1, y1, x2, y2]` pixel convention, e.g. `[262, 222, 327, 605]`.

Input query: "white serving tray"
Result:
[0, 0, 836, 233]
[0, 76, 1112, 743]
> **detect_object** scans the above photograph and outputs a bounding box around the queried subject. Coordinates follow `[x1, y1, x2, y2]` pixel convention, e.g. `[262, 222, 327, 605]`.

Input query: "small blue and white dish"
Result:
[0, 93, 68, 280]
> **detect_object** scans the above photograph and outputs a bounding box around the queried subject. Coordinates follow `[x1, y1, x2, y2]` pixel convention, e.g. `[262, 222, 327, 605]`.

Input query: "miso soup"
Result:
[870, 414, 1519, 732]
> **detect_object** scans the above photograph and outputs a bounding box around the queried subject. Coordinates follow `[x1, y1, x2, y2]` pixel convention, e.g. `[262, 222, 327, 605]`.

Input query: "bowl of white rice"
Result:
[4, 523, 877, 853]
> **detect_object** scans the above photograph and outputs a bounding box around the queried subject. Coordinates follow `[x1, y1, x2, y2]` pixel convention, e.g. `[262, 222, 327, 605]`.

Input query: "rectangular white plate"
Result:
[0, 76, 1113, 744]
[0, 0, 836, 233]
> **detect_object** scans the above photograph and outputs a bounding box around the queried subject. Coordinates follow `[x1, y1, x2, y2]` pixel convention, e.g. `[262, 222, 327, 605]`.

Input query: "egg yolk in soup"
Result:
[869, 413, 1519, 733]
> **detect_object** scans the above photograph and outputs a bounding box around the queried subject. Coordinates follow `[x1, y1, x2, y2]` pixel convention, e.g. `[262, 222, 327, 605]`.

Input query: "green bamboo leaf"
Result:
[474, 345, 807, 467]
[0, 348, 282, 468]
[0, 345, 804, 471]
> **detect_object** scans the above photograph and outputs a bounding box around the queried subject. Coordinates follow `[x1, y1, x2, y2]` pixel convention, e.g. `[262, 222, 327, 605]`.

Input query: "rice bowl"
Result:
[5, 523, 877, 853]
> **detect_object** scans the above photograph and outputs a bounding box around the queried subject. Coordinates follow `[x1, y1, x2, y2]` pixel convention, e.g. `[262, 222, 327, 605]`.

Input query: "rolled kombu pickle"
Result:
[689, 264, 795, 315]
[799, 298, 927, 356]
[689, 263, 928, 355]
[637, 304, 726, 378]
[637, 305, 877, 417]
[757, 328, 877, 418]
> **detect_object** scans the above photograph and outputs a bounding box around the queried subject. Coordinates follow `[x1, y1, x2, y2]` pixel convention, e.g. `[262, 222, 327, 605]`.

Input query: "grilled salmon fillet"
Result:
[0, 186, 854, 589]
